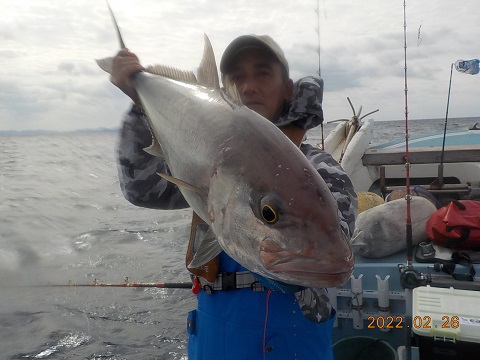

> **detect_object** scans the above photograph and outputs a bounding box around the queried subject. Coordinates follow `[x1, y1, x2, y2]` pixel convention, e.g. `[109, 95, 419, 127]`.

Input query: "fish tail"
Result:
[106, 0, 126, 49]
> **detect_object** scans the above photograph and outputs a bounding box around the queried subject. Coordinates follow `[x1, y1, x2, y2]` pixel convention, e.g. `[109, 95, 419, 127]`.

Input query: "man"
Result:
[112, 34, 357, 359]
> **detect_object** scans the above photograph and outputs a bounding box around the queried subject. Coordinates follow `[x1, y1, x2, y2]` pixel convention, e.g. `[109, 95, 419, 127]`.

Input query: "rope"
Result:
[262, 289, 273, 359]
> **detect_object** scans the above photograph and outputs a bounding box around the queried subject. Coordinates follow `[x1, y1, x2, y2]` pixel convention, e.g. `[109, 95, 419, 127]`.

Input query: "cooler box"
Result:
[412, 286, 480, 359]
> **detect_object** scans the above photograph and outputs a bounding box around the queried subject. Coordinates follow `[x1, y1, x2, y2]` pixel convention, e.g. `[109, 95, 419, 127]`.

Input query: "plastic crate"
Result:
[412, 286, 480, 359]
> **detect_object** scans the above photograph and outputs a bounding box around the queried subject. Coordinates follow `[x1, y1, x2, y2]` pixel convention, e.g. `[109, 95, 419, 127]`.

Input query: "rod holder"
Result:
[376, 275, 391, 332]
[350, 274, 364, 329]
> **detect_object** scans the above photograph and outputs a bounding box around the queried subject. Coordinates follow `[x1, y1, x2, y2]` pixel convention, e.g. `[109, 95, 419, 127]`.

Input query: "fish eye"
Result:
[261, 204, 279, 224]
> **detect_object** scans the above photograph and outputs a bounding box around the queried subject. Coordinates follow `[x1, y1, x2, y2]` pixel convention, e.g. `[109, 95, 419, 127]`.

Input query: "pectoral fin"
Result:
[188, 228, 222, 268]
[350, 230, 366, 246]
[143, 138, 164, 157]
[156, 172, 205, 195]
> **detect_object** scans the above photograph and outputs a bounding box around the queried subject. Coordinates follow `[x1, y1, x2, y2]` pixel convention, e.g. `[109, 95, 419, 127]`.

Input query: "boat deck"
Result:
[331, 123, 480, 357]
[331, 251, 480, 354]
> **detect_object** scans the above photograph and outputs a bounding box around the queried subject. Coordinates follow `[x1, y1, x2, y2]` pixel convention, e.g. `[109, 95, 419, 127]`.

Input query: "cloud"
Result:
[0, 0, 478, 131]
[58, 62, 76, 73]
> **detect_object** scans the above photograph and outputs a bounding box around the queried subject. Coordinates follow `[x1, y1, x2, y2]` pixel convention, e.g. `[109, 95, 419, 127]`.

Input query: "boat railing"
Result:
[363, 143, 480, 200]
[363, 144, 480, 166]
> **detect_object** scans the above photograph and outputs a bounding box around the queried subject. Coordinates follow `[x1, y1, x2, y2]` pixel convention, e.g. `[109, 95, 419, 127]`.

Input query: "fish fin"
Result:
[106, 0, 127, 49]
[197, 34, 220, 90]
[95, 2, 126, 74]
[350, 230, 365, 246]
[96, 57, 114, 74]
[145, 64, 198, 85]
[98, 56, 199, 84]
[223, 81, 243, 105]
[137, 110, 165, 157]
[143, 141, 164, 157]
[156, 172, 205, 195]
[188, 228, 222, 268]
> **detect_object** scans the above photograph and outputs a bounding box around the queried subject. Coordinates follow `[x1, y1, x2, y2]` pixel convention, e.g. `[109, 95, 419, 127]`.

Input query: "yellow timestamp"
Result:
[367, 315, 404, 329]
[367, 315, 460, 329]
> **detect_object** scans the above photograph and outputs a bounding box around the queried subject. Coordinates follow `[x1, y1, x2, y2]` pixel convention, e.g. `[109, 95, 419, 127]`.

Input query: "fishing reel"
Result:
[398, 264, 428, 289]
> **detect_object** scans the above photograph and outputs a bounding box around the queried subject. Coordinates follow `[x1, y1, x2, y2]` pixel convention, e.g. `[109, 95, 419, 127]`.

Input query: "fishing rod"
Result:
[400, 2, 414, 360]
[315, 0, 326, 150]
[434, 63, 455, 188]
[315, 0, 322, 78]
[35, 277, 192, 289]
[402, 0, 413, 269]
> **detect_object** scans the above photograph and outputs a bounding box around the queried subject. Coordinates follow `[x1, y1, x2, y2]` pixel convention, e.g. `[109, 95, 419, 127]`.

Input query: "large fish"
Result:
[97, 10, 353, 288]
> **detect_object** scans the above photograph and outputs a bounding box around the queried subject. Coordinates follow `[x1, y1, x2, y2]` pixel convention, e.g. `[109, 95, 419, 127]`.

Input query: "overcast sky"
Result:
[1, 0, 478, 131]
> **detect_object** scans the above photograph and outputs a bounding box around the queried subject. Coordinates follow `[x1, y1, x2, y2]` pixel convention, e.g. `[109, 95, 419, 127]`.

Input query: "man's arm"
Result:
[117, 107, 189, 209]
[295, 144, 357, 324]
[301, 143, 358, 239]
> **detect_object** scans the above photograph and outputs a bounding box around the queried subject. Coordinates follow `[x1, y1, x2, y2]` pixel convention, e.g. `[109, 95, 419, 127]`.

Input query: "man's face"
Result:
[225, 48, 293, 121]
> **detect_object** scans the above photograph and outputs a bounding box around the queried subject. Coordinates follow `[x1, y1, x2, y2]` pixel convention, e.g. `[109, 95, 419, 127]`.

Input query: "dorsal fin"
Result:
[145, 64, 198, 85]
[223, 80, 243, 105]
[197, 34, 220, 90]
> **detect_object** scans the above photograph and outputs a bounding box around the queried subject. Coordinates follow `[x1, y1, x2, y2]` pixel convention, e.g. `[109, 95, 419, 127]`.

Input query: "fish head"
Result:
[207, 159, 354, 288]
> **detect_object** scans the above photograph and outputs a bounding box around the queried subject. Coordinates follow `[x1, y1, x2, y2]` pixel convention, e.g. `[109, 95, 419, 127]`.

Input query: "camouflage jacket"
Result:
[117, 76, 358, 323]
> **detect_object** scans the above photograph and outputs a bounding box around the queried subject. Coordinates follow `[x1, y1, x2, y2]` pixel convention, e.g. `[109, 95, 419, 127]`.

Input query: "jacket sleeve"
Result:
[294, 144, 357, 324]
[301, 143, 358, 240]
[116, 107, 189, 209]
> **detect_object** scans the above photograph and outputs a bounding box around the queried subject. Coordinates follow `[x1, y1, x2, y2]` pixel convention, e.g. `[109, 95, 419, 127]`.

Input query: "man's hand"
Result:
[110, 49, 144, 105]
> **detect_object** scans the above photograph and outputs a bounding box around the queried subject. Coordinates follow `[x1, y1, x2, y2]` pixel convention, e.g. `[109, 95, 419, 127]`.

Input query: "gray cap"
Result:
[220, 35, 289, 75]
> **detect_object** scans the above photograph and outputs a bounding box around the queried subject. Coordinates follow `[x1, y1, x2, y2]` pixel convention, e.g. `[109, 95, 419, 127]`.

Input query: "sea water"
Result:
[0, 117, 477, 359]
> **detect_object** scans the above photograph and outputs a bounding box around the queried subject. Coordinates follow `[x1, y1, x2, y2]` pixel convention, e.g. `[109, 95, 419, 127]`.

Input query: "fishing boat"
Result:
[323, 114, 480, 360]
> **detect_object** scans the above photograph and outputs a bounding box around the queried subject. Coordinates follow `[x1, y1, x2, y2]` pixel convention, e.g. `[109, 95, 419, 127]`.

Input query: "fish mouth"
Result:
[263, 257, 354, 282]
[259, 239, 354, 286]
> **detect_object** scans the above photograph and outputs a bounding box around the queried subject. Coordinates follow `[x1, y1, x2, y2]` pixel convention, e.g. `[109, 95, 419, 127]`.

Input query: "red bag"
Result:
[426, 200, 480, 250]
